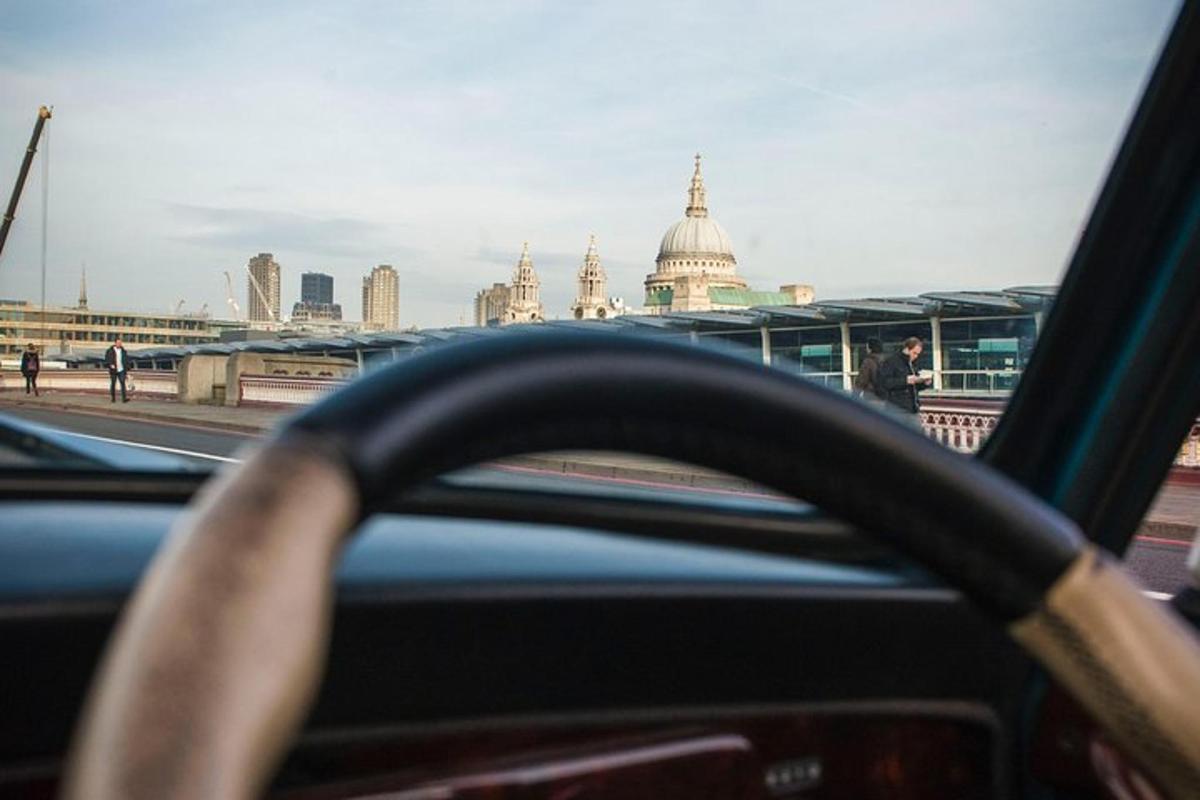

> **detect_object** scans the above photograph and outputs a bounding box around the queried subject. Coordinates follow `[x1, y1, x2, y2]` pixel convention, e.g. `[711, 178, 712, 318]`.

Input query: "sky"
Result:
[0, 0, 1182, 328]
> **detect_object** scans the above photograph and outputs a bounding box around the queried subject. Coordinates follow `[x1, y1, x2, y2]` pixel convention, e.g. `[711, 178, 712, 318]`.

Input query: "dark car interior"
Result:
[3, 3, 1200, 799]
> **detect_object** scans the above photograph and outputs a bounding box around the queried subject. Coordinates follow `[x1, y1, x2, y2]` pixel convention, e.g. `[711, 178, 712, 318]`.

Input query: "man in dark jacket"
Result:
[853, 337, 886, 402]
[19, 343, 40, 397]
[878, 336, 931, 415]
[104, 338, 130, 403]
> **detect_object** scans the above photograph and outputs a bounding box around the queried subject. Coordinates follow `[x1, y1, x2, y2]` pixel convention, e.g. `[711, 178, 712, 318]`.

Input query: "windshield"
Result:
[0, 1, 1181, 482]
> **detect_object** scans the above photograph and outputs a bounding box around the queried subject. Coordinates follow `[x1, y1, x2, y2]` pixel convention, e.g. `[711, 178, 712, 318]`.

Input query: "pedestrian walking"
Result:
[878, 336, 932, 416]
[20, 343, 40, 397]
[853, 337, 886, 402]
[104, 337, 130, 403]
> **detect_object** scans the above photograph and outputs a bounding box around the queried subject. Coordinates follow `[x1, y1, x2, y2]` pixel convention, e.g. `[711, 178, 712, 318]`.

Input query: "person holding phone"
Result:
[878, 336, 931, 416]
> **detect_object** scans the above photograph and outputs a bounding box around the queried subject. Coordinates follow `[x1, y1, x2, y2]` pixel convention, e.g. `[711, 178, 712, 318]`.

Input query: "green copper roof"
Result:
[707, 287, 794, 307]
[644, 287, 674, 306]
[646, 286, 795, 309]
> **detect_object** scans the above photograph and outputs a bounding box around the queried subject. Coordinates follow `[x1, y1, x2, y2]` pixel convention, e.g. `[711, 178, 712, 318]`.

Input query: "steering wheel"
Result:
[62, 332, 1200, 798]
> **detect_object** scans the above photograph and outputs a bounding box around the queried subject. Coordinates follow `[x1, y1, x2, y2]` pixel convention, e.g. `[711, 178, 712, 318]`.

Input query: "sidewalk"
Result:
[0, 389, 1196, 543]
[0, 391, 283, 434]
[1141, 486, 1200, 542]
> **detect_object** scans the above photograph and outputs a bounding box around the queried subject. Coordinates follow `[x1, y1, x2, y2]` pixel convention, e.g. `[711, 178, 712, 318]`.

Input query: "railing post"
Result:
[930, 316, 943, 391]
[840, 321, 851, 392]
[759, 325, 771, 366]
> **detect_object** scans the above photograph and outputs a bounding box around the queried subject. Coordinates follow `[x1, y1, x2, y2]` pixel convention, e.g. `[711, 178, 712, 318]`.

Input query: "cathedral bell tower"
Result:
[571, 234, 614, 320]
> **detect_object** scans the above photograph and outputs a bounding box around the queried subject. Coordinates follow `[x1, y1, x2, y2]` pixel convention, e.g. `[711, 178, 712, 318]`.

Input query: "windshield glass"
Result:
[0, 1, 1181, 482]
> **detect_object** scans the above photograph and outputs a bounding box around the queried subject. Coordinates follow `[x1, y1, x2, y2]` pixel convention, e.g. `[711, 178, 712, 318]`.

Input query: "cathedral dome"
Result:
[654, 154, 737, 268]
[658, 216, 734, 260]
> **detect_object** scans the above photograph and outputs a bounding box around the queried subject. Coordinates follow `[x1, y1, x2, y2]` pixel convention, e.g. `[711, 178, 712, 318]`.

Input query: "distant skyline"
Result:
[0, 1, 1181, 328]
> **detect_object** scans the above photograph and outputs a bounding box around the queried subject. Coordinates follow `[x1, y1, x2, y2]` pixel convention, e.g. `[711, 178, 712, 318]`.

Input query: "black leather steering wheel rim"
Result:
[285, 330, 1082, 620]
[66, 330, 1200, 800]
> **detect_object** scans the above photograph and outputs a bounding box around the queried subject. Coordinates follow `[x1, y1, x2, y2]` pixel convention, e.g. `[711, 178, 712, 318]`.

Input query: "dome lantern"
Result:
[686, 153, 708, 219]
[645, 154, 748, 313]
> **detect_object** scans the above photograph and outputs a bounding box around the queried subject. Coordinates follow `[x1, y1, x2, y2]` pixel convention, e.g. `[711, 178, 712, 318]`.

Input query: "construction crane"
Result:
[0, 106, 52, 263]
[173, 299, 186, 315]
[223, 271, 242, 320]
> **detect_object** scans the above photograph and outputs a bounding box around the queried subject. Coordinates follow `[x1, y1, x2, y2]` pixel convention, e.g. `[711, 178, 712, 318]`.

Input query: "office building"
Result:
[301, 272, 334, 305]
[247, 253, 282, 323]
[362, 264, 400, 331]
[0, 300, 218, 355]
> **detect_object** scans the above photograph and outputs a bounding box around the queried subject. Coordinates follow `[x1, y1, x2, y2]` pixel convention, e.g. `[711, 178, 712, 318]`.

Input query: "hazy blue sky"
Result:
[0, 0, 1181, 327]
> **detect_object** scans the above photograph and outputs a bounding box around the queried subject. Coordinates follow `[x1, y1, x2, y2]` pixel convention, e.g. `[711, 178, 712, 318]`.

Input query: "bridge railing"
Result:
[0, 369, 178, 398]
[238, 374, 346, 407]
[920, 400, 1005, 454]
[10, 368, 1199, 473]
[233, 374, 1200, 471]
[920, 400, 1200, 472]
[1172, 423, 1200, 469]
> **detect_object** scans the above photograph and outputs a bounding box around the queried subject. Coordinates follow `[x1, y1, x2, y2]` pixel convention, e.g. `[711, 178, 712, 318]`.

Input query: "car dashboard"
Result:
[0, 500, 1028, 799]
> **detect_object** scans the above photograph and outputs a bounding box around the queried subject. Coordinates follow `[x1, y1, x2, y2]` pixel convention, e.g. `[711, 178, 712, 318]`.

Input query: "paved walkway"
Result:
[0, 391, 283, 433]
[1, 390, 1196, 543]
[1141, 485, 1200, 541]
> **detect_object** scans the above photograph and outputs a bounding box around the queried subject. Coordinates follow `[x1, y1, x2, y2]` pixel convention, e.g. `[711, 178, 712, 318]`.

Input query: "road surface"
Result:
[2, 406, 251, 465]
[1, 405, 1193, 595]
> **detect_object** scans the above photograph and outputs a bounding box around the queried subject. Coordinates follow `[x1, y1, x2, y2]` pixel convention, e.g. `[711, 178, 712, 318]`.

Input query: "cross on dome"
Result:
[686, 152, 708, 218]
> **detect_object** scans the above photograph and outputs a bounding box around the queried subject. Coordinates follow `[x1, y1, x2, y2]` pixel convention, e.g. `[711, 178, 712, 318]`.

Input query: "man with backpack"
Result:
[853, 337, 886, 403]
[20, 343, 40, 397]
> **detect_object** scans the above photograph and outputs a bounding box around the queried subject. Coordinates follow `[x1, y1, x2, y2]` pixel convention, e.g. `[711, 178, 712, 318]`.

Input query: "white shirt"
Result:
[113, 347, 124, 372]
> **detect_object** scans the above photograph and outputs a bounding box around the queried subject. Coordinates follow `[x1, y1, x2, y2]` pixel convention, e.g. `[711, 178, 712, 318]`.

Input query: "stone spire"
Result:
[512, 242, 539, 298]
[571, 234, 618, 320]
[77, 263, 88, 309]
[576, 234, 607, 301]
[516, 241, 533, 271]
[508, 241, 543, 321]
[685, 152, 708, 218]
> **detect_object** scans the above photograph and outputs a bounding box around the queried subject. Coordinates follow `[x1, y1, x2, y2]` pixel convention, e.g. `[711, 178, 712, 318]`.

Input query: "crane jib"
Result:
[0, 106, 52, 263]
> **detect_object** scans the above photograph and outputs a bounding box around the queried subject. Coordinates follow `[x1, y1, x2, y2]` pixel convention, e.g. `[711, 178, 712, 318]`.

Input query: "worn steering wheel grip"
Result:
[288, 331, 1083, 620]
[64, 332, 1200, 799]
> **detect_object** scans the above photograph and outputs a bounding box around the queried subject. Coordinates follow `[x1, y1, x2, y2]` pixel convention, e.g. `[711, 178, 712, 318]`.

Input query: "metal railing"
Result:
[8, 366, 1198, 473]
[935, 369, 1020, 395]
[919, 401, 1200, 472]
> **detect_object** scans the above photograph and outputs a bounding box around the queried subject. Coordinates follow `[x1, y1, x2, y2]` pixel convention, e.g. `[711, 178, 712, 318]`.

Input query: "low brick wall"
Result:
[0, 369, 178, 399]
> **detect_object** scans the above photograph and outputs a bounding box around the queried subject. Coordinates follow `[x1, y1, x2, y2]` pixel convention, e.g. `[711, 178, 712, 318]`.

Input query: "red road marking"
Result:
[1166, 467, 1200, 487]
[1133, 534, 1192, 548]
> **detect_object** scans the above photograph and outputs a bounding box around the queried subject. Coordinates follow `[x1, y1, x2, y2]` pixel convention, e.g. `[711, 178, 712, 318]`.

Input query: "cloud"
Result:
[167, 203, 413, 260]
[0, 0, 1182, 328]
